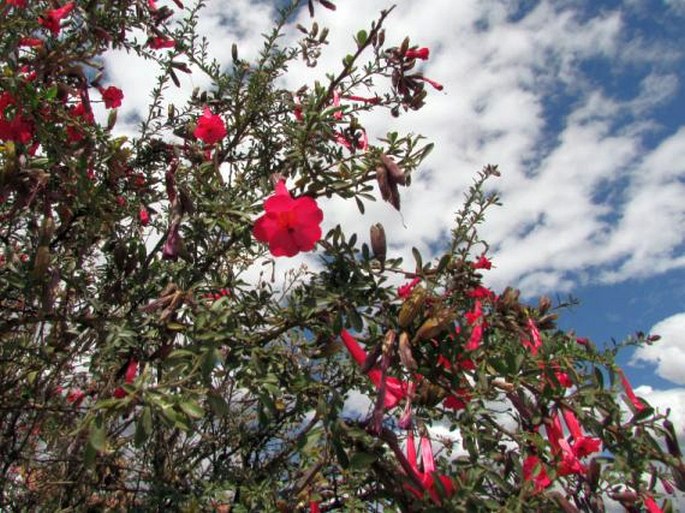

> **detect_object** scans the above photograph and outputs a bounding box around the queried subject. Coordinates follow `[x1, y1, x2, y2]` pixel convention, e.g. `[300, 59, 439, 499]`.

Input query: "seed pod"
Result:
[231, 43, 238, 62]
[375, 165, 391, 201]
[415, 381, 446, 407]
[398, 331, 417, 371]
[31, 245, 50, 281]
[380, 153, 406, 185]
[413, 309, 453, 342]
[370, 223, 386, 265]
[398, 286, 426, 328]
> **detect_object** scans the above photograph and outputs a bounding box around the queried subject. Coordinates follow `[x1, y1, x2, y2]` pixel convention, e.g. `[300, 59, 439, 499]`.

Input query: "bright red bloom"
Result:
[0, 92, 33, 144]
[309, 501, 320, 513]
[113, 359, 138, 399]
[253, 180, 323, 257]
[398, 277, 421, 298]
[139, 207, 150, 226]
[99, 86, 123, 109]
[193, 107, 226, 145]
[522, 455, 552, 493]
[467, 285, 495, 299]
[19, 37, 44, 47]
[66, 389, 86, 406]
[618, 368, 647, 412]
[66, 102, 94, 143]
[415, 75, 444, 91]
[521, 318, 542, 355]
[7, 0, 28, 7]
[405, 47, 430, 60]
[149, 36, 176, 49]
[340, 329, 408, 409]
[472, 254, 492, 270]
[38, 2, 75, 36]
[643, 495, 664, 513]
[465, 300, 485, 351]
[404, 432, 455, 504]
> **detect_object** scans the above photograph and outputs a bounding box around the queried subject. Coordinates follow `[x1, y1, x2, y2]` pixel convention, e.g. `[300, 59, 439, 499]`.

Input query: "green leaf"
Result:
[349, 451, 376, 469]
[207, 394, 229, 417]
[411, 247, 422, 272]
[356, 30, 368, 46]
[179, 400, 204, 419]
[89, 422, 107, 452]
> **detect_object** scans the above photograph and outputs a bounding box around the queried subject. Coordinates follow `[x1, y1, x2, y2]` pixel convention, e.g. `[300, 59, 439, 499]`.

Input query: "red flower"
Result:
[465, 300, 485, 351]
[618, 368, 647, 412]
[340, 329, 407, 409]
[0, 93, 34, 144]
[404, 432, 455, 504]
[99, 86, 123, 109]
[139, 207, 150, 226]
[148, 36, 176, 49]
[522, 455, 552, 493]
[309, 501, 320, 513]
[19, 37, 43, 47]
[253, 180, 323, 257]
[472, 254, 492, 270]
[398, 277, 421, 298]
[38, 2, 75, 36]
[66, 102, 94, 143]
[643, 494, 664, 513]
[193, 107, 226, 145]
[405, 47, 430, 60]
[415, 75, 444, 91]
[66, 389, 86, 406]
[7, 0, 28, 7]
[521, 318, 542, 355]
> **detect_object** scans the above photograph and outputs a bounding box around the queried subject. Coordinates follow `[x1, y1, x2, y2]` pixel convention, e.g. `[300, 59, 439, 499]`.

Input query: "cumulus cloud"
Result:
[632, 313, 685, 385]
[97, 1, 684, 299]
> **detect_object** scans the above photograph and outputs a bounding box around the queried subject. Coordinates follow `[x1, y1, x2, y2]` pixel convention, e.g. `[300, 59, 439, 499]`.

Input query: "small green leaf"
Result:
[89, 422, 107, 452]
[179, 400, 204, 419]
[349, 451, 376, 469]
[411, 247, 422, 272]
[356, 30, 367, 46]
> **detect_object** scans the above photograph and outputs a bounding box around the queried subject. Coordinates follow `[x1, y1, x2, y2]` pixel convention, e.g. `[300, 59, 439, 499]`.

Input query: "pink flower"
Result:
[19, 37, 43, 47]
[415, 75, 444, 91]
[340, 329, 407, 409]
[139, 207, 150, 226]
[404, 432, 455, 504]
[521, 318, 542, 355]
[0, 92, 34, 144]
[193, 107, 226, 145]
[522, 455, 552, 493]
[465, 300, 485, 351]
[66, 389, 86, 406]
[344, 94, 381, 104]
[148, 36, 176, 49]
[643, 495, 664, 513]
[618, 368, 647, 412]
[332, 90, 343, 120]
[99, 86, 123, 109]
[252, 180, 323, 257]
[398, 277, 421, 298]
[472, 254, 492, 270]
[405, 47, 430, 60]
[38, 2, 75, 36]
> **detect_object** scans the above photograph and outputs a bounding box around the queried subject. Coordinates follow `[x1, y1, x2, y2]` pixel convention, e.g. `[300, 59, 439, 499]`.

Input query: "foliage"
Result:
[0, 0, 681, 511]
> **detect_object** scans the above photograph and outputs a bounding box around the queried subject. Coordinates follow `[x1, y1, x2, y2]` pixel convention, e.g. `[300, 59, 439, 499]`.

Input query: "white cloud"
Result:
[97, 0, 684, 299]
[632, 313, 685, 385]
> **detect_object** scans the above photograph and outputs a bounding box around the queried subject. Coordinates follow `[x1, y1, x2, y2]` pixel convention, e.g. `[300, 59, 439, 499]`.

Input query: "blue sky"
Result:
[103, 0, 685, 439]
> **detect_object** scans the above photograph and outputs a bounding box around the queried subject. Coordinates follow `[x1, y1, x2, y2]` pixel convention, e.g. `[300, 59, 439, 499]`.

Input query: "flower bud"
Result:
[370, 223, 386, 265]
